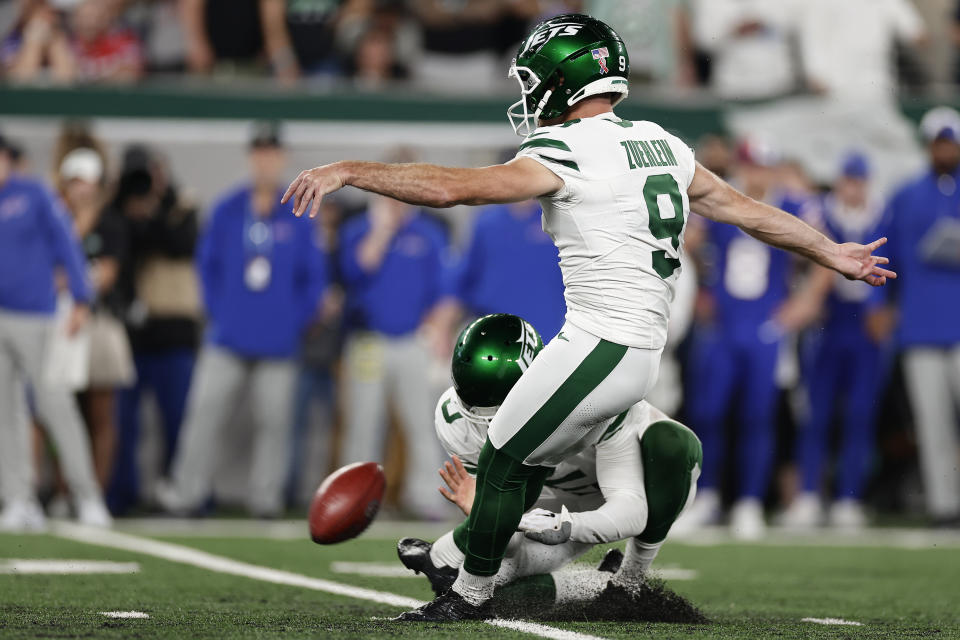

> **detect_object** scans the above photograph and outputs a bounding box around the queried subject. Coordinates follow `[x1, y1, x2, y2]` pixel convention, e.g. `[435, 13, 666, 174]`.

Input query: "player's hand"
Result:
[282, 165, 346, 219]
[438, 455, 475, 516]
[518, 506, 572, 545]
[830, 237, 896, 287]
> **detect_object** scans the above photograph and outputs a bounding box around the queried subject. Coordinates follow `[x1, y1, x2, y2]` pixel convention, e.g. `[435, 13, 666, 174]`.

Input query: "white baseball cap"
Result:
[59, 148, 103, 183]
[919, 107, 960, 143]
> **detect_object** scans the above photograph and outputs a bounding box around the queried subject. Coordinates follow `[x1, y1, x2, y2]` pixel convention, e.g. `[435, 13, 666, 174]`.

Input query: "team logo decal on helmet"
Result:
[521, 22, 584, 55]
[591, 47, 609, 74]
[515, 320, 540, 373]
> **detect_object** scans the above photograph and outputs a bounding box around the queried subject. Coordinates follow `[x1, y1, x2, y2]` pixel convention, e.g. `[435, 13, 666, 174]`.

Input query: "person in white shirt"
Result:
[691, 0, 802, 100]
[798, 0, 927, 102]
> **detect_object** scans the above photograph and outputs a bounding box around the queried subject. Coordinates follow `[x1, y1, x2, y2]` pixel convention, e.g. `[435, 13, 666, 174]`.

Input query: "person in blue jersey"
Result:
[868, 108, 960, 527]
[0, 133, 110, 532]
[158, 122, 326, 518]
[679, 139, 815, 539]
[452, 198, 566, 341]
[338, 187, 452, 519]
[783, 153, 887, 530]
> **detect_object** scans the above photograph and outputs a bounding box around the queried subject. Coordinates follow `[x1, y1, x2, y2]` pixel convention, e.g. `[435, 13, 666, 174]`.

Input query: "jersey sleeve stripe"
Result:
[519, 138, 572, 153]
[538, 156, 580, 173]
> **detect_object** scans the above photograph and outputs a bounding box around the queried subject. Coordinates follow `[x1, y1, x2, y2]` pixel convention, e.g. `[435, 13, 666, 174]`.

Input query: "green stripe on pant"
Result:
[454, 339, 629, 576]
[501, 339, 628, 462]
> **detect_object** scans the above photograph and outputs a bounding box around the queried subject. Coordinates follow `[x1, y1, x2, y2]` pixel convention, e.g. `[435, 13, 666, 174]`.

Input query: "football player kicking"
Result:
[396, 313, 702, 612]
[283, 13, 894, 621]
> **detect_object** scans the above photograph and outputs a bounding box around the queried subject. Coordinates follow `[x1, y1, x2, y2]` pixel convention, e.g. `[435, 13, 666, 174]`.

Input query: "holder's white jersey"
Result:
[434, 386, 686, 542]
[515, 112, 696, 350]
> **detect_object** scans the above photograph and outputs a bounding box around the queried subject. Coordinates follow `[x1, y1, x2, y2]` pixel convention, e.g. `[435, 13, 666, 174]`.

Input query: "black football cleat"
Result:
[393, 589, 492, 622]
[396, 537, 459, 596]
[597, 548, 624, 573]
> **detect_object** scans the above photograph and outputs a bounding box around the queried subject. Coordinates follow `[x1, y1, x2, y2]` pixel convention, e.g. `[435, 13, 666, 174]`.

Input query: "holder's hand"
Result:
[519, 506, 572, 545]
[438, 455, 475, 517]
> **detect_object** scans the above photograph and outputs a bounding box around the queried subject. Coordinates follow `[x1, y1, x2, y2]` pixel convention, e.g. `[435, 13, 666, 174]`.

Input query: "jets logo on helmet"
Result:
[507, 14, 629, 136]
[521, 23, 584, 55]
[591, 47, 609, 74]
[515, 320, 540, 373]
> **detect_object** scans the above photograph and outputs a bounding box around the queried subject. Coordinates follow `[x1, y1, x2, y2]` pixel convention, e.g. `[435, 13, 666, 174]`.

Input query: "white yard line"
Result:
[330, 561, 420, 578]
[101, 611, 150, 619]
[801, 617, 864, 626]
[51, 523, 607, 640]
[488, 619, 609, 640]
[0, 559, 140, 575]
[650, 567, 698, 581]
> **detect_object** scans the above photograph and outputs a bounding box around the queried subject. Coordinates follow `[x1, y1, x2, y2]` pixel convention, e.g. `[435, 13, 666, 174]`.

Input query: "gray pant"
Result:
[903, 347, 960, 518]
[170, 345, 295, 516]
[0, 309, 100, 505]
[341, 332, 446, 516]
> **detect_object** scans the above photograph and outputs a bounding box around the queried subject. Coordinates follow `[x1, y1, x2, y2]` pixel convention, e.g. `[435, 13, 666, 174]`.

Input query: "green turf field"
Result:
[0, 522, 958, 639]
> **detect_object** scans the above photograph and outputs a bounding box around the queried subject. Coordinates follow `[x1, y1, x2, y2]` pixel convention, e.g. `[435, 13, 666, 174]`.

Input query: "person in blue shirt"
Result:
[868, 108, 960, 526]
[680, 139, 815, 539]
[158, 122, 326, 518]
[452, 199, 566, 341]
[338, 193, 451, 519]
[0, 133, 108, 532]
[784, 152, 887, 530]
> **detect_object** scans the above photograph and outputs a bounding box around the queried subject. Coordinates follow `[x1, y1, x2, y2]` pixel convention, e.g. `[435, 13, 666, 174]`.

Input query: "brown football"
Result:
[308, 461, 386, 544]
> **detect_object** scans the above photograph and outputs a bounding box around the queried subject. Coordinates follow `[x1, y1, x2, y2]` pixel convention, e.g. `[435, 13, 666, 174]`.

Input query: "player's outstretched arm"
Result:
[687, 162, 896, 286]
[281, 157, 563, 218]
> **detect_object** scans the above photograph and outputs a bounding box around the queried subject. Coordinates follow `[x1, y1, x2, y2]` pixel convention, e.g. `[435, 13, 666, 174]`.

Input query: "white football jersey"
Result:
[434, 386, 666, 509]
[515, 112, 696, 350]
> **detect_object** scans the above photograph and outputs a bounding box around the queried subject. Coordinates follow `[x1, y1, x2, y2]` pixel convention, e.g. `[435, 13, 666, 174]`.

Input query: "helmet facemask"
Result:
[507, 62, 554, 138]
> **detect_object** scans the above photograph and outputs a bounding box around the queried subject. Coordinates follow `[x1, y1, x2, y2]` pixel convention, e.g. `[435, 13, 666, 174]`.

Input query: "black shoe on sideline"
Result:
[396, 537, 459, 596]
[393, 589, 492, 622]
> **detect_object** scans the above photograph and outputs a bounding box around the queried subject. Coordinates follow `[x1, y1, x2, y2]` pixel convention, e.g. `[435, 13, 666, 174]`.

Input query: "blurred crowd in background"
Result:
[1, 0, 960, 537]
[3, 0, 960, 96]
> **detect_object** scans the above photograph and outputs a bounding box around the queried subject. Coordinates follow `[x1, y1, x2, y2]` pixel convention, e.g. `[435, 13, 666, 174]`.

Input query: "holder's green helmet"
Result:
[452, 314, 544, 409]
[507, 13, 629, 136]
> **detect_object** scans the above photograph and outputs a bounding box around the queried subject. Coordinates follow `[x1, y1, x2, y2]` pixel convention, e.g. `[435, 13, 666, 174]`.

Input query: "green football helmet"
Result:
[508, 13, 629, 136]
[452, 314, 544, 409]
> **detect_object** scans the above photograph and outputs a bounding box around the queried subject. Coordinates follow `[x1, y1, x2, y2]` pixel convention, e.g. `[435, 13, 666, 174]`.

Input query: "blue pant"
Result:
[285, 363, 334, 505]
[107, 349, 195, 514]
[686, 328, 779, 500]
[799, 331, 880, 499]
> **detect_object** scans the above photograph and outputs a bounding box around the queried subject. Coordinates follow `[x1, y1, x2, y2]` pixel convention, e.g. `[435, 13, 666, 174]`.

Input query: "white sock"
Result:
[429, 531, 466, 568]
[613, 538, 662, 586]
[451, 567, 495, 606]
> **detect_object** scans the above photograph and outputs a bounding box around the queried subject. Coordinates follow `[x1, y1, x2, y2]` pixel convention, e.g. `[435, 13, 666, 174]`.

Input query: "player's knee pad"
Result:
[637, 420, 703, 544]
[641, 420, 703, 470]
